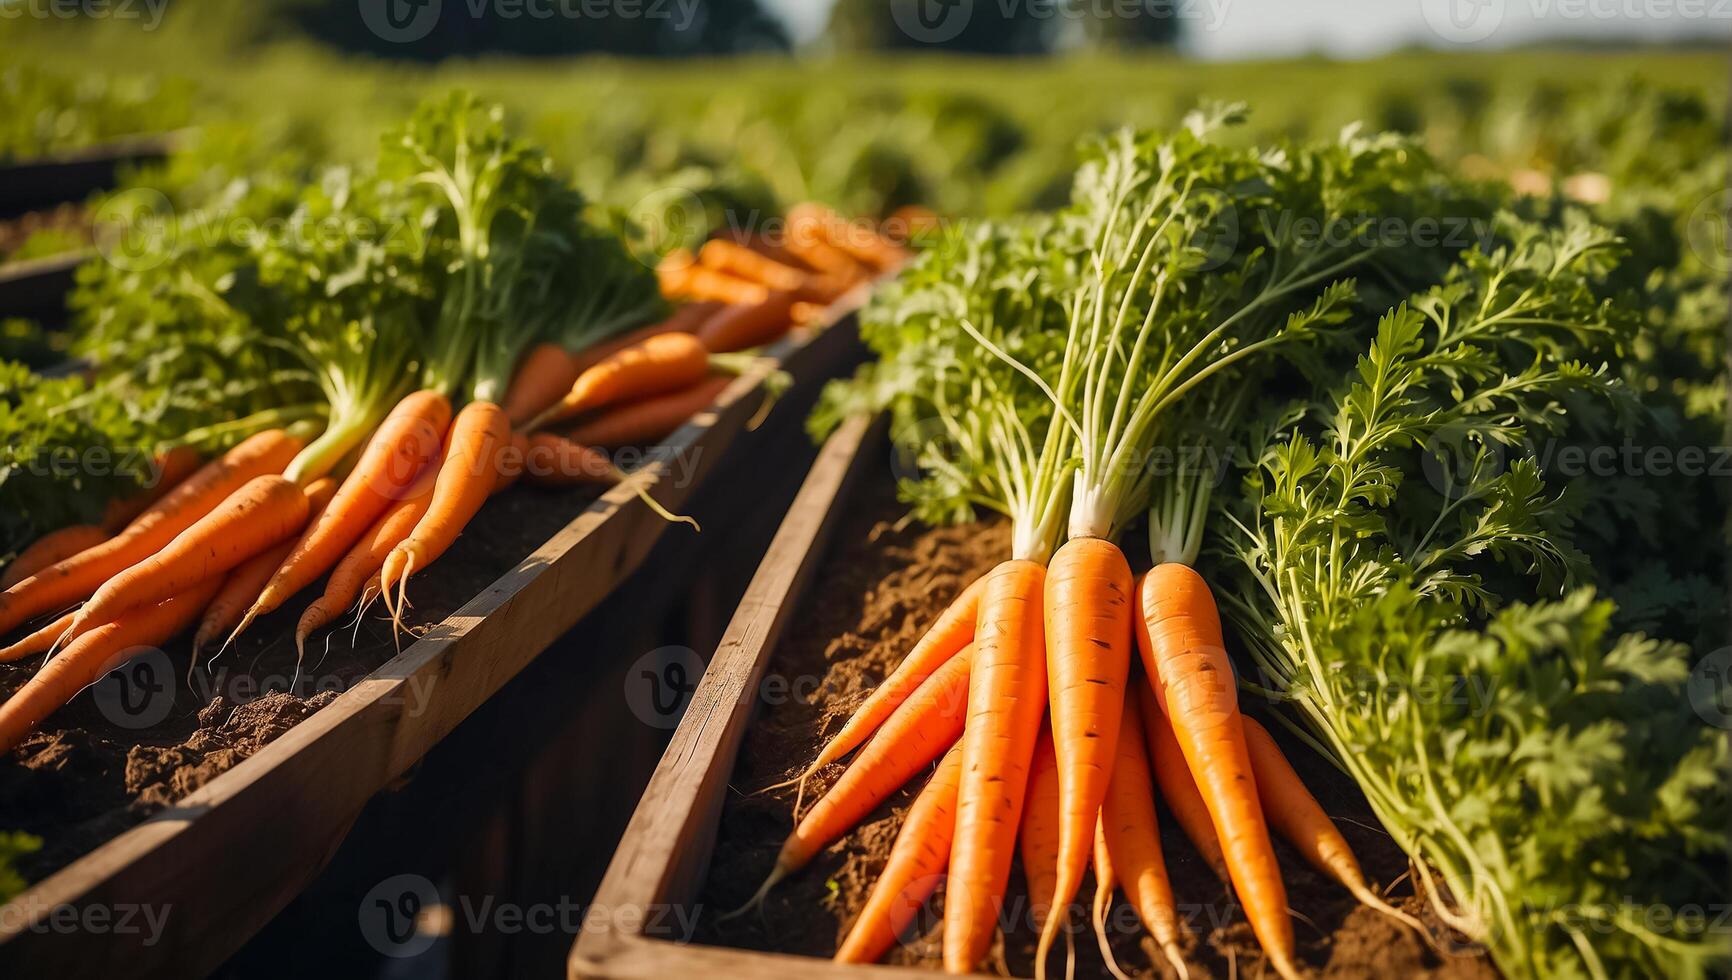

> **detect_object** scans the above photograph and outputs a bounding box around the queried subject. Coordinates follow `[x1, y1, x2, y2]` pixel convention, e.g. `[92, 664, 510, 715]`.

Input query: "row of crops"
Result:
[0, 31, 1726, 979]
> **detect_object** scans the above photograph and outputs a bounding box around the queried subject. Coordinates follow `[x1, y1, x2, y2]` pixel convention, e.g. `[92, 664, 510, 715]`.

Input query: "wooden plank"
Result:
[0, 250, 87, 326]
[0, 132, 183, 218]
[0, 302, 865, 979]
[571, 414, 902, 980]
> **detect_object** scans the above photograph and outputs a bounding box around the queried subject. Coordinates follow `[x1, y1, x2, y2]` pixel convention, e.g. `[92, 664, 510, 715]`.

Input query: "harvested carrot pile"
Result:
[697, 473, 1492, 979]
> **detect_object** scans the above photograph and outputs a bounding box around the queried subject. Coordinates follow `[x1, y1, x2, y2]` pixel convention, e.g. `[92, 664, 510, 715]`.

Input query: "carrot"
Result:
[835, 743, 965, 965]
[788, 202, 908, 272]
[1101, 691, 1188, 979]
[227, 391, 451, 647]
[1091, 817, 1127, 980]
[560, 375, 734, 449]
[192, 476, 338, 656]
[1241, 716, 1424, 932]
[527, 332, 712, 432]
[2, 525, 110, 590]
[695, 291, 797, 354]
[731, 644, 971, 919]
[657, 249, 769, 306]
[293, 463, 440, 658]
[1022, 725, 1064, 940]
[883, 204, 941, 247]
[698, 239, 809, 293]
[0, 573, 223, 754]
[783, 230, 866, 280]
[0, 429, 303, 637]
[101, 445, 204, 531]
[946, 558, 1048, 975]
[768, 574, 984, 808]
[378, 401, 509, 624]
[1036, 536, 1134, 971]
[1137, 682, 1229, 883]
[522, 432, 619, 487]
[5, 446, 205, 589]
[496, 430, 528, 493]
[64, 475, 312, 643]
[501, 342, 582, 427]
[1136, 563, 1296, 980]
[0, 609, 75, 663]
[569, 303, 721, 377]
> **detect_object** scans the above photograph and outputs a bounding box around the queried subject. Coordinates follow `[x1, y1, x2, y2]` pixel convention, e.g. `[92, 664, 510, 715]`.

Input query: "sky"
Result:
[760, 0, 1732, 58]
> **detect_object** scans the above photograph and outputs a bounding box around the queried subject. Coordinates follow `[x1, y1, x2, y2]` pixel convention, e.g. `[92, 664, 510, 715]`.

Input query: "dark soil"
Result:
[695, 473, 1498, 979]
[0, 205, 89, 262]
[0, 481, 608, 884]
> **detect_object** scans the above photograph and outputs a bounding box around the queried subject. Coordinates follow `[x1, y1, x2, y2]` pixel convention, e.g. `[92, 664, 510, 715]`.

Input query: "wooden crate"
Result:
[0, 132, 180, 218]
[568, 414, 948, 980]
[0, 251, 87, 327]
[0, 299, 866, 979]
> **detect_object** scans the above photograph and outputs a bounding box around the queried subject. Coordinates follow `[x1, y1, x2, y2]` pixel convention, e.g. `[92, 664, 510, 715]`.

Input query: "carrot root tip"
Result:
[714, 864, 788, 924]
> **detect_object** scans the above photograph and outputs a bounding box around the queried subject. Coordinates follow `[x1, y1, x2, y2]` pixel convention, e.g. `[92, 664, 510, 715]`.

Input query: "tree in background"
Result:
[826, 0, 1056, 55]
[825, 0, 1179, 54]
[155, 0, 792, 59]
[1078, 0, 1180, 49]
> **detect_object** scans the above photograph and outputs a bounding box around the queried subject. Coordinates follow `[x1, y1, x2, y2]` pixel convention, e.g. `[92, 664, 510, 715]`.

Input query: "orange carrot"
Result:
[2, 525, 110, 590]
[946, 558, 1048, 975]
[1137, 682, 1229, 883]
[522, 432, 619, 487]
[1022, 725, 1064, 940]
[527, 332, 712, 432]
[560, 375, 734, 450]
[569, 303, 720, 377]
[696, 291, 797, 354]
[228, 391, 451, 646]
[502, 342, 581, 427]
[772, 574, 984, 806]
[1136, 563, 1295, 979]
[0, 429, 303, 637]
[1101, 691, 1187, 978]
[101, 445, 204, 531]
[1241, 716, 1423, 932]
[496, 430, 528, 493]
[788, 202, 908, 272]
[835, 743, 965, 965]
[657, 249, 769, 306]
[378, 401, 509, 622]
[64, 475, 312, 643]
[1036, 536, 1134, 970]
[0, 609, 75, 663]
[883, 204, 941, 247]
[5, 446, 204, 589]
[192, 476, 338, 656]
[698, 239, 809, 292]
[0, 573, 223, 753]
[1091, 816, 1124, 980]
[293, 464, 440, 658]
[781, 213, 871, 280]
[733, 645, 971, 916]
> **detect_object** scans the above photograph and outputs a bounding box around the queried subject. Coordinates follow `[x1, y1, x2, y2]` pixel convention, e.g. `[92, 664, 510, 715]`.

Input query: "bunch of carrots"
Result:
[0, 193, 907, 756]
[737, 121, 1457, 977]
